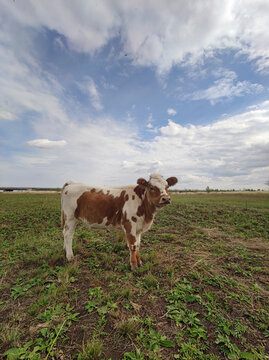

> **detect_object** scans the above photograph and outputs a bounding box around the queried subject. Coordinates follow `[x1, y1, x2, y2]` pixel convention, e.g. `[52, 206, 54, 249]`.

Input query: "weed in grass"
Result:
[99, 252, 114, 270]
[121, 286, 132, 301]
[4, 340, 40, 360]
[166, 277, 202, 304]
[136, 317, 174, 353]
[97, 300, 117, 321]
[89, 286, 103, 300]
[142, 249, 161, 266]
[203, 274, 238, 288]
[140, 273, 159, 290]
[227, 291, 251, 305]
[11, 277, 44, 299]
[226, 262, 251, 277]
[37, 303, 79, 323]
[0, 323, 22, 348]
[186, 324, 207, 340]
[85, 286, 103, 313]
[215, 333, 241, 359]
[174, 339, 218, 360]
[86, 253, 101, 273]
[163, 264, 175, 280]
[233, 320, 248, 338]
[78, 339, 103, 360]
[201, 292, 221, 319]
[117, 316, 141, 338]
[167, 304, 202, 327]
[122, 348, 145, 360]
[28, 301, 44, 317]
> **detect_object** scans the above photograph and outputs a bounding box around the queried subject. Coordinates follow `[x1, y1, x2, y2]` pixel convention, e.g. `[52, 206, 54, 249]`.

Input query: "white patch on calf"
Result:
[149, 173, 169, 197]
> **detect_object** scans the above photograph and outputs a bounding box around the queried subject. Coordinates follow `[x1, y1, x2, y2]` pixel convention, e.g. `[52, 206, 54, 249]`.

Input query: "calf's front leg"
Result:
[126, 233, 142, 270]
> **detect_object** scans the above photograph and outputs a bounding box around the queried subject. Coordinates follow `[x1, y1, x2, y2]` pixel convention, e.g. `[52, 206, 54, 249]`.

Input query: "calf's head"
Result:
[137, 174, 178, 207]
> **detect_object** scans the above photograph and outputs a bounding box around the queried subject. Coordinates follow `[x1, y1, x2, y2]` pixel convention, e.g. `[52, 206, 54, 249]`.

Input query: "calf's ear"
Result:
[166, 177, 178, 187]
[137, 178, 149, 187]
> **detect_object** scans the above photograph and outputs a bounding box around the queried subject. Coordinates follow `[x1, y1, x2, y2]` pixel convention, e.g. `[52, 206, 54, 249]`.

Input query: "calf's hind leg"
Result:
[63, 217, 77, 261]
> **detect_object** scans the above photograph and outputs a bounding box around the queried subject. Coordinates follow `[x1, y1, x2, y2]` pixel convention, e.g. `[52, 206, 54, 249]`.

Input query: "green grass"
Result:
[0, 191, 269, 359]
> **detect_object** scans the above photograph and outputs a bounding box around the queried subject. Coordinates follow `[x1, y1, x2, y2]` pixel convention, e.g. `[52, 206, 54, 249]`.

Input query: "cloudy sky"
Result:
[0, 0, 269, 189]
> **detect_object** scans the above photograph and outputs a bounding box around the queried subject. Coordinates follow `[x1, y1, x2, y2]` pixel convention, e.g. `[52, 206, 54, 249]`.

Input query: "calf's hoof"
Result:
[66, 254, 74, 262]
[131, 263, 137, 271]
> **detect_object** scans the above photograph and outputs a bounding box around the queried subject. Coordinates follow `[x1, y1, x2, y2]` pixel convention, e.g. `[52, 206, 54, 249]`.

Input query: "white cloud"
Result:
[114, 100, 269, 189]
[167, 108, 177, 116]
[146, 113, 158, 133]
[77, 77, 103, 111]
[2, 0, 269, 74]
[1, 101, 269, 189]
[0, 109, 17, 121]
[186, 69, 263, 104]
[16, 155, 57, 166]
[27, 139, 67, 149]
[122, 160, 163, 173]
[87, 79, 103, 111]
[146, 113, 153, 128]
[152, 103, 269, 188]
[0, 37, 69, 127]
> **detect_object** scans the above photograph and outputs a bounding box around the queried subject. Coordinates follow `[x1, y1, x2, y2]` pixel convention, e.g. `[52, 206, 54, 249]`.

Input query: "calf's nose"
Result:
[161, 196, 171, 204]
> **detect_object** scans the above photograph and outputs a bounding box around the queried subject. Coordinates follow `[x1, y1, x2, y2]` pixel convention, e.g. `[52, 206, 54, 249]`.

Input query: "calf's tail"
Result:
[61, 181, 72, 228]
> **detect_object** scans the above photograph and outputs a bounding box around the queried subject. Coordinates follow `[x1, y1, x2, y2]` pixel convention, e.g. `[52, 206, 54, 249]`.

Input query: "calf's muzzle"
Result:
[160, 196, 171, 204]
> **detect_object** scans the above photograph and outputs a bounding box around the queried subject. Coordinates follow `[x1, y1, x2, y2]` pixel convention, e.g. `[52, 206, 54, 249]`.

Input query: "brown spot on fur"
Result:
[134, 185, 145, 199]
[137, 193, 156, 223]
[137, 178, 148, 187]
[131, 216, 137, 222]
[122, 212, 132, 233]
[147, 186, 161, 207]
[126, 233, 136, 245]
[75, 190, 128, 227]
[64, 224, 69, 231]
[65, 191, 68, 195]
[132, 195, 135, 200]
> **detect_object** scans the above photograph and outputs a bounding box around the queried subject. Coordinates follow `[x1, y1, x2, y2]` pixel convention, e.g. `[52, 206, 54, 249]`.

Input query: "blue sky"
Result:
[0, 0, 269, 189]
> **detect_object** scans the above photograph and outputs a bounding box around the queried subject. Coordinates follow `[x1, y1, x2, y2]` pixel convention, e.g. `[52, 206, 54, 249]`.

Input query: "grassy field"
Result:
[0, 191, 268, 360]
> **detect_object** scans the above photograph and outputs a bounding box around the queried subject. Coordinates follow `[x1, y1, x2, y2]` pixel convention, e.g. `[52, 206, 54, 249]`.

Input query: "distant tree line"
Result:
[169, 187, 265, 193]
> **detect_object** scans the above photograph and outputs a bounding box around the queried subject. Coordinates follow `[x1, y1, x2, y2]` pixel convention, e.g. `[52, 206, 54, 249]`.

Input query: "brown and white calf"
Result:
[61, 174, 178, 270]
